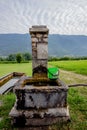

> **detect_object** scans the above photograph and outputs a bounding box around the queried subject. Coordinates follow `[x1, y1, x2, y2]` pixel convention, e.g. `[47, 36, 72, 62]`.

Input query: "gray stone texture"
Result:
[31, 37, 38, 43]
[9, 26, 70, 127]
[29, 26, 49, 78]
[15, 85, 68, 109]
[29, 26, 49, 34]
[32, 59, 47, 69]
[9, 105, 70, 126]
[37, 44, 48, 59]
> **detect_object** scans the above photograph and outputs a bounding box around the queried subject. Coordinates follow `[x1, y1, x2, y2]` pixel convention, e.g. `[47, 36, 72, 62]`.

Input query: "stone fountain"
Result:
[9, 26, 70, 127]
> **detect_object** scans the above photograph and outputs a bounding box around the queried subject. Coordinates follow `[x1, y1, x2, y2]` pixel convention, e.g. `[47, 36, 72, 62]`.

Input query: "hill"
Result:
[0, 34, 87, 57]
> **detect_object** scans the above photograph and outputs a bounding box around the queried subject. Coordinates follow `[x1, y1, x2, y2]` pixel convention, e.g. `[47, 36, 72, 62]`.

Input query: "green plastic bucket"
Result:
[48, 67, 59, 79]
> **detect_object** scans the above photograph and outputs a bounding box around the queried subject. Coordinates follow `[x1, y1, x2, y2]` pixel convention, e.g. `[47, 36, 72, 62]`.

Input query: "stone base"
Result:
[9, 105, 70, 126]
[10, 77, 70, 127]
[15, 85, 68, 109]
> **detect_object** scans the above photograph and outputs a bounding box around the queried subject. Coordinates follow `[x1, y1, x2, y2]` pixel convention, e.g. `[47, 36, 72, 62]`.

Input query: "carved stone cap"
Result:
[29, 25, 49, 34]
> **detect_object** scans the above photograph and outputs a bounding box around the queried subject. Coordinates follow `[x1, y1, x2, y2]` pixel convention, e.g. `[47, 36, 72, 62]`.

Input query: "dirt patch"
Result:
[59, 70, 87, 85]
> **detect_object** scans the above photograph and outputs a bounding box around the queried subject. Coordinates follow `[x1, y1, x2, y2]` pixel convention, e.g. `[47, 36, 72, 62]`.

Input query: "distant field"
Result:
[0, 60, 87, 77]
[49, 60, 87, 75]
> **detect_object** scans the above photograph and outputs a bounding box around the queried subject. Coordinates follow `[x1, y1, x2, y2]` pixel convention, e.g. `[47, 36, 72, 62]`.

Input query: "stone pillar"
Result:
[29, 26, 49, 78]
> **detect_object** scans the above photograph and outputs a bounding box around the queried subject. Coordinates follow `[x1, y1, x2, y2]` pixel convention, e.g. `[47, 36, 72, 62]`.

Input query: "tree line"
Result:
[0, 53, 87, 63]
[0, 52, 32, 63]
[48, 56, 87, 61]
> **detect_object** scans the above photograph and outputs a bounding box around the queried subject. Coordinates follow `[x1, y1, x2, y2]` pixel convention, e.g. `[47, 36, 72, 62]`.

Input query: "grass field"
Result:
[0, 60, 87, 77]
[0, 62, 32, 77]
[49, 60, 87, 75]
[0, 60, 87, 129]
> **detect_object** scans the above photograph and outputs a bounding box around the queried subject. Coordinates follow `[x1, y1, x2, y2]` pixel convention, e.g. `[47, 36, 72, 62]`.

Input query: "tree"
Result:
[0, 57, 3, 61]
[23, 52, 32, 61]
[7, 54, 16, 61]
[16, 53, 22, 63]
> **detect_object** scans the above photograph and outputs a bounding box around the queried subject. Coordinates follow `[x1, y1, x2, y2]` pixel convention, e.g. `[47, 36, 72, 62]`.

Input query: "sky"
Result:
[0, 0, 87, 35]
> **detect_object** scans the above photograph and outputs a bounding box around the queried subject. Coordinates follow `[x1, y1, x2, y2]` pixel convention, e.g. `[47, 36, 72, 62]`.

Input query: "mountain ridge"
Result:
[0, 33, 87, 57]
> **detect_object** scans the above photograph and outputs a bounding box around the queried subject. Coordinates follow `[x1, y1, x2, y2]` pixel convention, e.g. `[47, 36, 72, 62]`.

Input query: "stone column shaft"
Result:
[29, 26, 49, 78]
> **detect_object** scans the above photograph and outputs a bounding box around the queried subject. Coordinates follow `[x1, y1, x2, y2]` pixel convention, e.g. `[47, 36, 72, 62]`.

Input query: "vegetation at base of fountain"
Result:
[0, 93, 16, 129]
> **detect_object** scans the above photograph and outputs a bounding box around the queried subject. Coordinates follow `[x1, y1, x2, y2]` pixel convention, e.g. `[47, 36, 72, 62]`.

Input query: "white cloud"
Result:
[0, 0, 87, 35]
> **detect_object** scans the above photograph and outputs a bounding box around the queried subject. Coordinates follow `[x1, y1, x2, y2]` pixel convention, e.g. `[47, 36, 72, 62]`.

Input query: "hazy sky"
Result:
[0, 0, 87, 35]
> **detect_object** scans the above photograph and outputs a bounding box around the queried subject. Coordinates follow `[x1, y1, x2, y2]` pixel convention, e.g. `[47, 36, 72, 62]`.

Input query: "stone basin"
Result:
[9, 26, 70, 127]
[14, 77, 68, 110]
[10, 76, 70, 126]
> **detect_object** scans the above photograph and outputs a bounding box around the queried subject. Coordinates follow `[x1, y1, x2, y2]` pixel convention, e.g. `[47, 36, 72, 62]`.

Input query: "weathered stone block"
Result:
[31, 38, 38, 42]
[15, 85, 68, 109]
[32, 59, 47, 69]
[43, 34, 48, 38]
[32, 42, 37, 48]
[30, 26, 49, 77]
[31, 33, 36, 38]
[10, 105, 69, 118]
[38, 38, 42, 42]
[37, 44, 48, 59]
[9, 105, 70, 126]
[29, 26, 49, 34]
[36, 33, 43, 38]
[43, 38, 48, 43]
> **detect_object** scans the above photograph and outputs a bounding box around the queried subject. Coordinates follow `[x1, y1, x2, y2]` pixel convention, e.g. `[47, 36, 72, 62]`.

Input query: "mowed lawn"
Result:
[0, 60, 87, 77]
[49, 60, 87, 75]
[0, 62, 32, 77]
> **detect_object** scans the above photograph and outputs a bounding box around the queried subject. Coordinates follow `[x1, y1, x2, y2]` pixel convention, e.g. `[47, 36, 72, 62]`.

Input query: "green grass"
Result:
[49, 60, 87, 75]
[0, 62, 32, 77]
[0, 93, 16, 129]
[0, 60, 87, 77]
